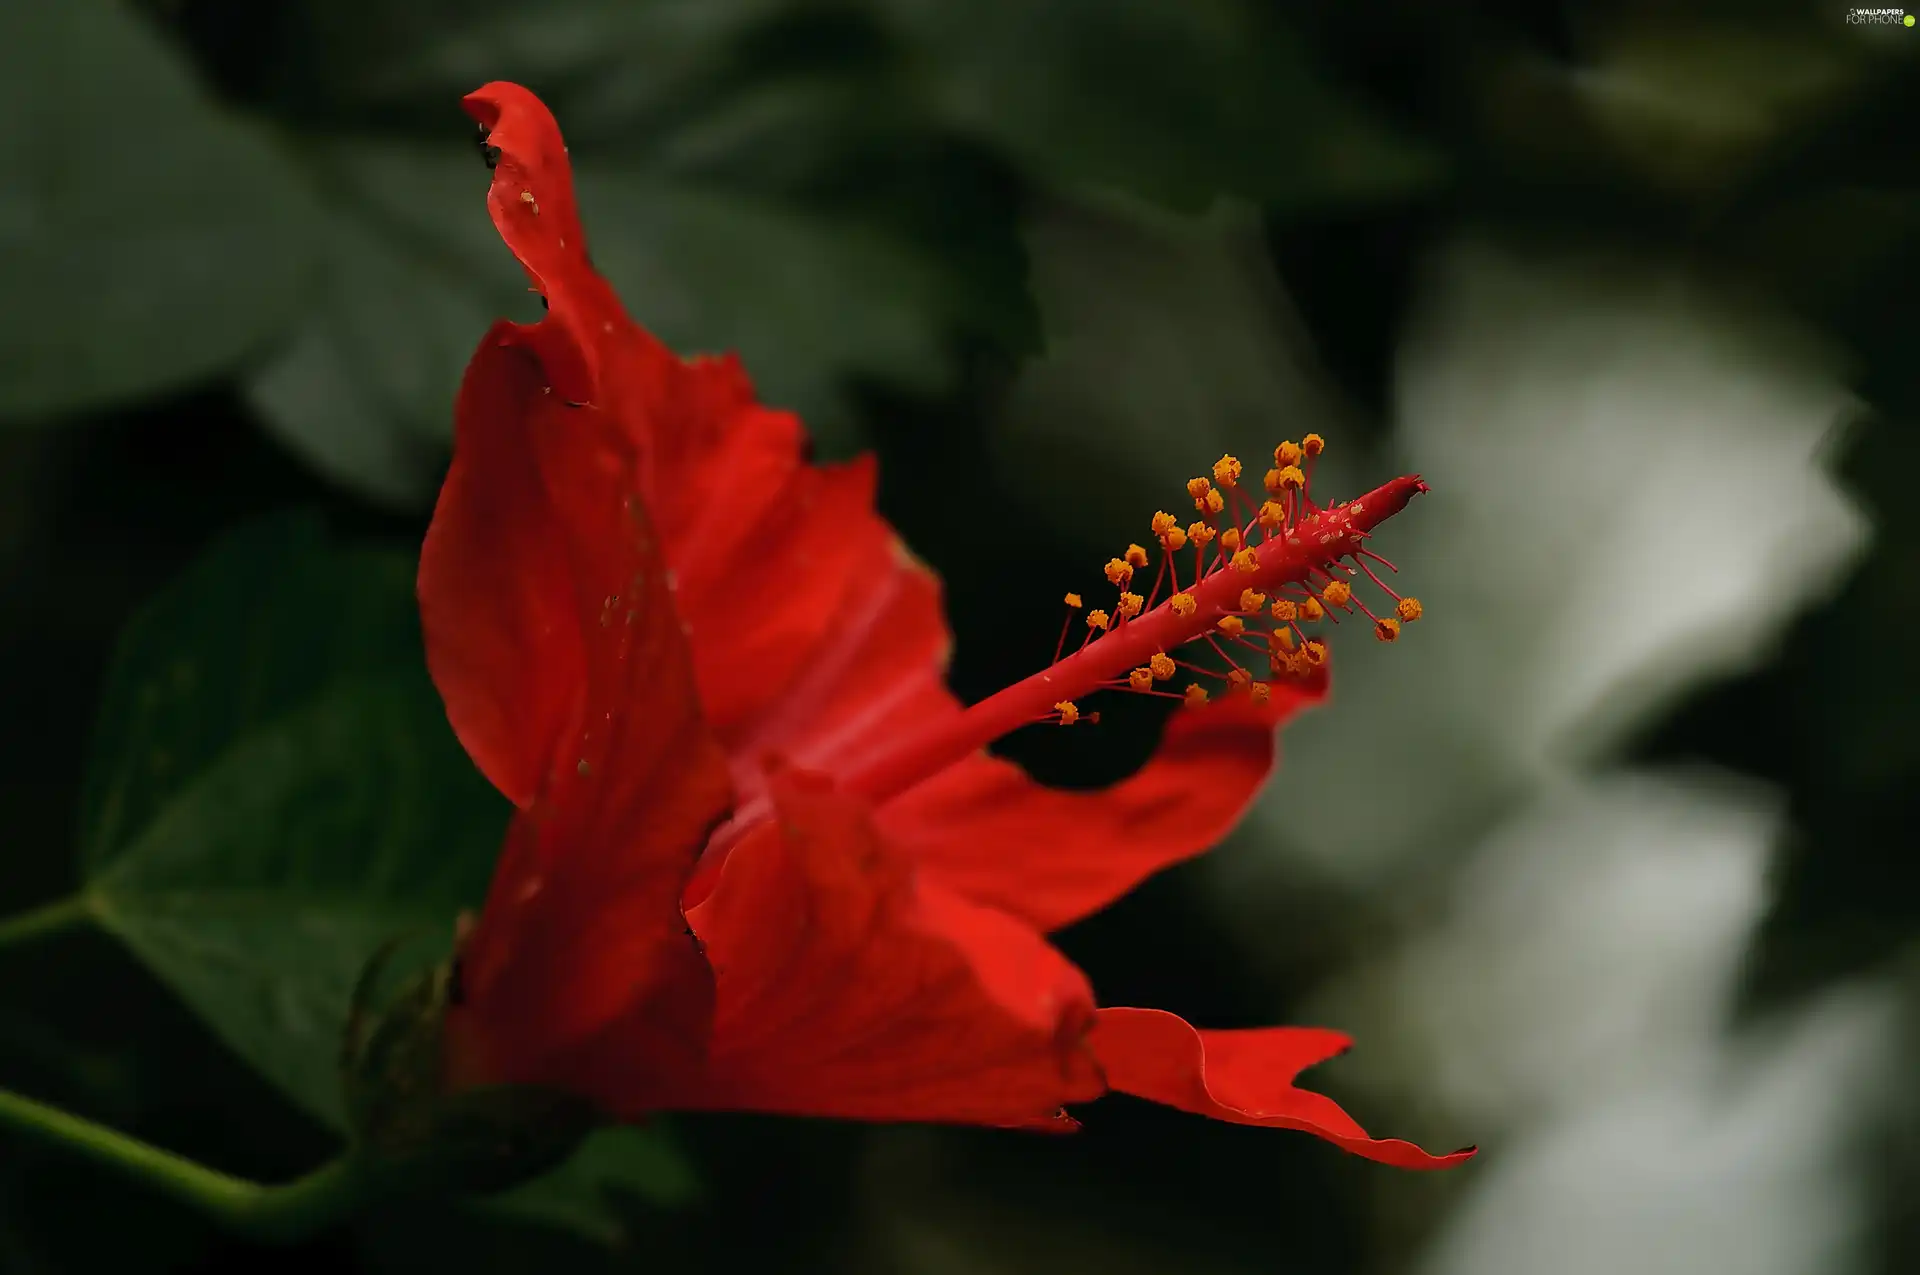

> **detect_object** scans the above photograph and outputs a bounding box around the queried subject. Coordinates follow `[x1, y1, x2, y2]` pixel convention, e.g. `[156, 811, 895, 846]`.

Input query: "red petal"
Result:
[683, 537, 955, 904]
[726, 539, 954, 782]
[877, 681, 1325, 932]
[1088, 1007, 1475, 1170]
[669, 768, 1105, 1125]
[461, 85, 947, 776]
[623, 357, 938, 761]
[461, 83, 671, 410]
[426, 334, 732, 1094]
[418, 327, 580, 809]
[676, 456, 901, 736]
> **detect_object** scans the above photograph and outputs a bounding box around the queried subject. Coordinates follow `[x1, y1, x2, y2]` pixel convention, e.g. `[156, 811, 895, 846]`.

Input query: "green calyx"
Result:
[340, 941, 601, 1197]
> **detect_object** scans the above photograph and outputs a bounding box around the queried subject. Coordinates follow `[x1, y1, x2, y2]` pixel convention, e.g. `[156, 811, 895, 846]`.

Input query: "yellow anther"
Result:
[1087, 609, 1111, 631]
[1160, 526, 1188, 552]
[1055, 701, 1080, 725]
[1217, 616, 1245, 637]
[1184, 684, 1209, 707]
[1150, 512, 1179, 538]
[1274, 440, 1303, 468]
[1186, 477, 1213, 508]
[1304, 639, 1328, 666]
[1126, 542, 1151, 568]
[1321, 580, 1352, 608]
[1249, 681, 1271, 706]
[1212, 454, 1243, 487]
[1129, 667, 1154, 692]
[1171, 592, 1197, 617]
[1203, 489, 1225, 515]
[1263, 469, 1286, 495]
[1396, 596, 1424, 622]
[1375, 617, 1402, 643]
[1226, 668, 1253, 692]
[1239, 588, 1266, 612]
[1220, 528, 1242, 553]
[1302, 433, 1325, 457]
[1150, 652, 1176, 681]
[1105, 558, 1134, 586]
[1299, 597, 1324, 622]
[1117, 591, 1144, 619]
[1257, 500, 1286, 529]
[1272, 465, 1305, 491]
[1232, 548, 1259, 574]
[1286, 650, 1315, 678]
[1188, 521, 1216, 546]
[1271, 628, 1298, 653]
[1064, 592, 1083, 608]
[1270, 598, 1296, 621]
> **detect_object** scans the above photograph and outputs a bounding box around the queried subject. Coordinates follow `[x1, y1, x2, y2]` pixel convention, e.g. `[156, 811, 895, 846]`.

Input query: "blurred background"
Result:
[3, 0, 1917, 1271]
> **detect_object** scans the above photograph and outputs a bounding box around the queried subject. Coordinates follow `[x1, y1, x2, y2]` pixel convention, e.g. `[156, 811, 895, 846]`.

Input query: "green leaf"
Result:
[1574, 21, 1863, 196]
[275, 0, 792, 145]
[79, 515, 506, 1126]
[482, 1125, 702, 1246]
[81, 515, 414, 867]
[992, 192, 1341, 534]
[248, 138, 955, 507]
[245, 142, 528, 508]
[575, 169, 954, 428]
[879, 0, 1441, 212]
[0, 0, 321, 420]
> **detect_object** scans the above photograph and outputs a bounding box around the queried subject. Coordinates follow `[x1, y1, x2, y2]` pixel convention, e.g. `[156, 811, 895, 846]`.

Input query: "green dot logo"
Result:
[1908, 13, 1916, 25]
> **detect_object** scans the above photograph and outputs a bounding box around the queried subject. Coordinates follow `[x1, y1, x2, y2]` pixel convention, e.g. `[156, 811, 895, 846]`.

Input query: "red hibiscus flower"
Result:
[420, 81, 1472, 1171]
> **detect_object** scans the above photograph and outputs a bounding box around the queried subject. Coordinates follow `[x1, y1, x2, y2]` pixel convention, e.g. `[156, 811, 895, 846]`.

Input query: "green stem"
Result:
[0, 1086, 368, 1244]
[0, 895, 94, 949]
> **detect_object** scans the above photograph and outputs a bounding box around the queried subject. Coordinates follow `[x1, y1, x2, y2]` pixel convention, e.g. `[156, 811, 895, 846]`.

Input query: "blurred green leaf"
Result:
[273, 0, 791, 144]
[879, 0, 1440, 212]
[0, 0, 320, 420]
[574, 169, 954, 429]
[248, 138, 956, 507]
[238, 0, 917, 195]
[483, 1124, 702, 1245]
[1575, 22, 1862, 195]
[245, 142, 525, 508]
[78, 515, 506, 1126]
[81, 515, 414, 864]
[991, 191, 1343, 532]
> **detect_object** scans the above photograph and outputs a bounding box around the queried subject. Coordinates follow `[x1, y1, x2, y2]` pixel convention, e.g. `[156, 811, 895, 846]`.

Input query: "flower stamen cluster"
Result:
[1049, 436, 1424, 723]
